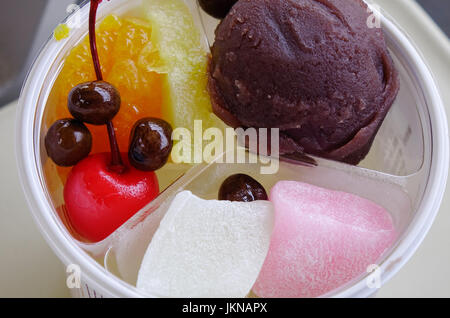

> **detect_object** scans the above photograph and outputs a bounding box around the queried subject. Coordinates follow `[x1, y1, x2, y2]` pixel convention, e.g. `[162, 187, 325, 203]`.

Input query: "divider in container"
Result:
[102, 151, 414, 293]
[69, 163, 193, 257]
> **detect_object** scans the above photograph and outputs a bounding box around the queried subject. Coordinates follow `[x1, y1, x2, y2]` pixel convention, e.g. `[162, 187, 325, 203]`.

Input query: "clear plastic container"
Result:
[16, 0, 449, 298]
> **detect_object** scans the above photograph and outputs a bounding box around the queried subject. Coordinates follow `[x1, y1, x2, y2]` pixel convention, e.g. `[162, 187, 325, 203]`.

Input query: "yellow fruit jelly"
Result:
[54, 24, 70, 41]
[145, 0, 226, 162]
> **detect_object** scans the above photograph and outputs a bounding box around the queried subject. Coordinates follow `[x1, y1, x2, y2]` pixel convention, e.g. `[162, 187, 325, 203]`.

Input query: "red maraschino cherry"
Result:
[64, 153, 158, 242]
[63, 0, 160, 242]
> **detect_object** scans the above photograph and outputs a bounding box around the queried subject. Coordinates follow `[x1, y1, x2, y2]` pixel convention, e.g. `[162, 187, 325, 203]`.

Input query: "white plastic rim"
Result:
[15, 0, 449, 297]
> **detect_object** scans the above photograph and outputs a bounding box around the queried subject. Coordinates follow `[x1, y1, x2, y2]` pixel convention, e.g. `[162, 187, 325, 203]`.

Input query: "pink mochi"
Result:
[253, 181, 397, 298]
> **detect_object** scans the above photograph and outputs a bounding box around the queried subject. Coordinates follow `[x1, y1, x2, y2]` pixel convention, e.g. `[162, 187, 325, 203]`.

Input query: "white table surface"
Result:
[1, 0, 449, 298]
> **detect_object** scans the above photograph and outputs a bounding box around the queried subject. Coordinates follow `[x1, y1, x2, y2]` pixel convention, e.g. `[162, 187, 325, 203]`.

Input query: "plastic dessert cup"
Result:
[16, 0, 448, 297]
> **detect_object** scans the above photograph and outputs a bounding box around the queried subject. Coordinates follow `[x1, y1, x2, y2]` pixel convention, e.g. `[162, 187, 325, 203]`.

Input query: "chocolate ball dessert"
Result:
[208, 0, 399, 164]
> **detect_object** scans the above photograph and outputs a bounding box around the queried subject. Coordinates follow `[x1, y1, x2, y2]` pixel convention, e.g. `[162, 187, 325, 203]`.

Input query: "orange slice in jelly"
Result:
[47, 15, 163, 156]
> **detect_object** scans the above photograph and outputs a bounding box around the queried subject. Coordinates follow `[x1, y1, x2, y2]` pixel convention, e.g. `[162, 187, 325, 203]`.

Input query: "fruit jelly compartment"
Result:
[101, 153, 418, 290]
[37, 0, 204, 245]
[196, 3, 430, 178]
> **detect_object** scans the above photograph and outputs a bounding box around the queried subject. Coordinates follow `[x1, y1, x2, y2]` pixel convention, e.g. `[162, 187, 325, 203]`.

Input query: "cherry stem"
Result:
[89, 0, 103, 81]
[89, 0, 125, 173]
[106, 121, 126, 173]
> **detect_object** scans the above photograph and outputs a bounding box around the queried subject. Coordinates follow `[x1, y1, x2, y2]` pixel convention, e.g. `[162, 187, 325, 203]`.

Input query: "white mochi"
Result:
[137, 191, 274, 298]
